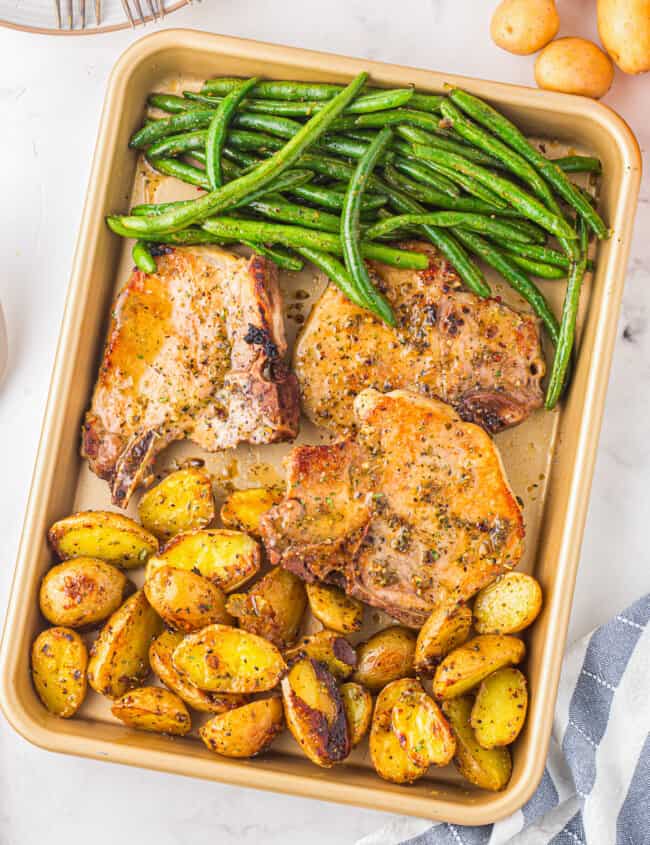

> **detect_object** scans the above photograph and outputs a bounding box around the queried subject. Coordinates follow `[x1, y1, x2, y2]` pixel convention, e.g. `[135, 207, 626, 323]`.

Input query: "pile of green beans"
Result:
[110, 74, 606, 400]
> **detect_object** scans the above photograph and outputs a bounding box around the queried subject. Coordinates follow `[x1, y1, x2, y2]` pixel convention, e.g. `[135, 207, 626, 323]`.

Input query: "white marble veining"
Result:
[0, 2, 648, 842]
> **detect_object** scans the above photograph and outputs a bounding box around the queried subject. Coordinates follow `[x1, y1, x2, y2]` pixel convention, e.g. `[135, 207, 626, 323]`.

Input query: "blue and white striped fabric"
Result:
[357, 594, 650, 845]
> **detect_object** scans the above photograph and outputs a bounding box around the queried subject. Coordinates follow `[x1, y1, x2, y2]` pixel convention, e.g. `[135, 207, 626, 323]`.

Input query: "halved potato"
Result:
[284, 630, 357, 680]
[369, 679, 428, 784]
[39, 557, 131, 629]
[144, 566, 232, 633]
[200, 697, 284, 758]
[471, 668, 528, 748]
[391, 686, 456, 768]
[220, 487, 283, 536]
[111, 686, 191, 735]
[281, 657, 350, 767]
[31, 626, 88, 718]
[149, 630, 248, 714]
[442, 696, 512, 791]
[432, 635, 526, 700]
[353, 626, 417, 692]
[305, 582, 363, 633]
[226, 566, 306, 648]
[138, 467, 215, 540]
[340, 682, 373, 747]
[87, 590, 162, 699]
[415, 603, 472, 674]
[145, 529, 260, 592]
[473, 572, 543, 635]
[49, 511, 158, 569]
[172, 624, 286, 693]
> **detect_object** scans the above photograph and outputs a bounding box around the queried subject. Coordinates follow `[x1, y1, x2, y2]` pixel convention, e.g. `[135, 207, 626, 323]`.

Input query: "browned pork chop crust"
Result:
[82, 246, 299, 507]
[261, 389, 524, 627]
[295, 241, 545, 435]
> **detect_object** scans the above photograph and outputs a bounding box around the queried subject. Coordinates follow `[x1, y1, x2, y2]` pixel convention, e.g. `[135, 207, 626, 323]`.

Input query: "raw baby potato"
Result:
[49, 510, 158, 569]
[149, 629, 248, 714]
[415, 603, 472, 673]
[87, 589, 162, 698]
[220, 487, 283, 535]
[138, 467, 215, 540]
[391, 686, 456, 768]
[471, 667, 529, 748]
[285, 630, 357, 680]
[111, 686, 191, 735]
[200, 697, 284, 758]
[353, 626, 417, 692]
[226, 566, 306, 648]
[490, 0, 559, 55]
[473, 571, 542, 634]
[442, 696, 512, 791]
[39, 557, 131, 628]
[598, 0, 650, 74]
[144, 565, 231, 632]
[370, 679, 428, 784]
[305, 582, 363, 633]
[340, 682, 373, 747]
[535, 37, 614, 98]
[31, 626, 88, 718]
[281, 657, 350, 767]
[172, 624, 286, 693]
[145, 529, 260, 592]
[433, 634, 525, 700]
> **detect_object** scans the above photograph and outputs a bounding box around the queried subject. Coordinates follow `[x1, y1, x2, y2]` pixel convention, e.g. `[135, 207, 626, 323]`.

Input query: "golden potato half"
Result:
[49, 510, 158, 569]
[353, 626, 417, 692]
[31, 627, 88, 718]
[200, 697, 285, 758]
[111, 686, 191, 735]
[138, 467, 215, 540]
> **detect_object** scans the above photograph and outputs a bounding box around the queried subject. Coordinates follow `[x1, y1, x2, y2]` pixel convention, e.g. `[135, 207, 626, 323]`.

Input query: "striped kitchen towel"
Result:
[357, 593, 650, 845]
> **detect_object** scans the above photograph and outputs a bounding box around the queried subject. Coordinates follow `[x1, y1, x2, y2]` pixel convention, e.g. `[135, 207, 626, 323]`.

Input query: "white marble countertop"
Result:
[0, 2, 648, 842]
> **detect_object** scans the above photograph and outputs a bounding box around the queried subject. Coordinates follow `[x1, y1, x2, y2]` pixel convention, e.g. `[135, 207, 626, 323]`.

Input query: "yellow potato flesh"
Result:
[284, 630, 357, 680]
[220, 487, 283, 535]
[305, 582, 363, 633]
[433, 634, 525, 700]
[144, 566, 231, 633]
[370, 679, 428, 784]
[138, 467, 215, 540]
[474, 572, 543, 635]
[31, 626, 88, 718]
[200, 698, 284, 758]
[415, 603, 472, 673]
[49, 511, 158, 569]
[443, 696, 512, 791]
[391, 689, 456, 768]
[111, 686, 191, 735]
[340, 682, 372, 747]
[471, 668, 529, 748]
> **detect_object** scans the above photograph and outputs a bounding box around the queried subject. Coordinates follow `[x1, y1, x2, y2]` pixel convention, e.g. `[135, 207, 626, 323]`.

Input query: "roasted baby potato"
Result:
[281, 657, 350, 767]
[473, 572, 542, 635]
[415, 603, 472, 674]
[31, 626, 88, 718]
[146, 529, 260, 592]
[471, 668, 528, 749]
[284, 630, 357, 680]
[149, 630, 248, 714]
[39, 557, 131, 629]
[220, 487, 283, 536]
[87, 590, 162, 698]
[369, 679, 428, 784]
[353, 626, 417, 692]
[49, 510, 158, 569]
[200, 697, 285, 758]
[433, 635, 526, 700]
[391, 685, 456, 768]
[340, 682, 373, 747]
[144, 566, 231, 633]
[226, 566, 306, 648]
[111, 686, 191, 735]
[305, 582, 363, 633]
[172, 624, 286, 693]
[442, 696, 512, 791]
[138, 467, 215, 540]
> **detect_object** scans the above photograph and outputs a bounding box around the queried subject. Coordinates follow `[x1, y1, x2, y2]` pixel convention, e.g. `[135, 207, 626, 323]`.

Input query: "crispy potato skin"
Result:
[138, 468, 215, 540]
[111, 686, 191, 735]
[200, 697, 285, 758]
[31, 627, 88, 718]
[340, 682, 373, 747]
[48, 510, 158, 569]
[442, 696, 512, 791]
[284, 630, 357, 680]
[87, 590, 162, 699]
[281, 657, 350, 767]
[432, 634, 526, 700]
[39, 557, 130, 629]
[391, 687, 456, 768]
[369, 679, 428, 784]
[353, 627, 417, 692]
[144, 566, 232, 632]
[221, 487, 283, 536]
[473, 572, 542, 634]
[226, 566, 306, 648]
[415, 603, 472, 674]
[172, 624, 286, 693]
[471, 667, 529, 748]
[490, 0, 559, 55]
[535, 38, 614, 98]
[598, 0, 650, 74]
[305, 582, 364, 633]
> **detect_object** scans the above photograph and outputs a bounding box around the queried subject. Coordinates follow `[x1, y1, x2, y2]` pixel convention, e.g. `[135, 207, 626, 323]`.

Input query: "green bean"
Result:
[292, 183, 387, 212]
[202, 78, 354, 101]
[132, 240, 157, 273]
[351, 108, 449, 135]
[240, 241, 304, 271]
[248, 197, 341, 233]
[365, 212, 537, 243]
[131, 110, 215, 149]
[494, 241, 573, 269]
[411, 155, 509, 208]
[148, 156, 211, 188]
[498, 217, 547, 244]
[395, 124, 501, 167]
[108, 220, 233, 245]
[553, 155, 602, 175]
[453, 228, 559, 343]
[392, 156, 460, 197]
[148, 93, 204, 113]
[206, 77, 259, 189]
[296, 247, 370, 309]
[185, 88, 415, 116]
[147, 130, 207, 158]
[498, 252, 566, 279]
[448, 89, 608, 239]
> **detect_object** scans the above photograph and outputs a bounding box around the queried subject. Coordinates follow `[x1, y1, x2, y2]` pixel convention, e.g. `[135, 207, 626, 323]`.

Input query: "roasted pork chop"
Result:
[295, 241, 545, 435]
[82, 246, 299, 506]
[261, 389, 524, 627]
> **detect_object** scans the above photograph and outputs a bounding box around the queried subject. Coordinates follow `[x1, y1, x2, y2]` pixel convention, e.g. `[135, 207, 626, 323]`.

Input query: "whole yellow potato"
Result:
[535, 37, 614, 98]
[491, 0, 560, 55]
[598, 0, 650, 74]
